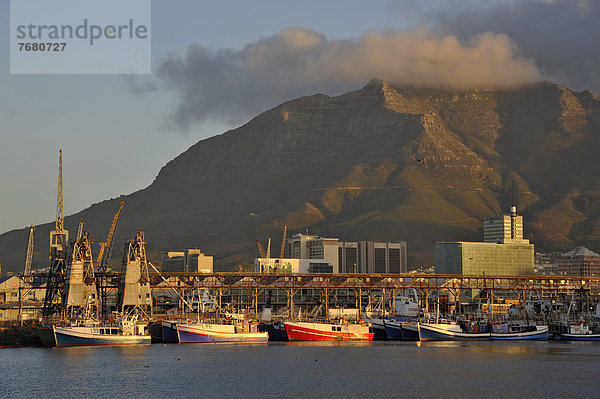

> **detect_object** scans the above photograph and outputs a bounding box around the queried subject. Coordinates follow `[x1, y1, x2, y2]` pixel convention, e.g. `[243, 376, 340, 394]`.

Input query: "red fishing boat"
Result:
[284, 321, 374, 341]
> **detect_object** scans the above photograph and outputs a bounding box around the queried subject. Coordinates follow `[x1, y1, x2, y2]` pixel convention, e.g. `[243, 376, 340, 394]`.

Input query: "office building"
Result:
[435, 206, 534, 275]
[162, 249, 213, 273]
[484, 206, 528, 244]
[435, 241, 534, 275]
[286, 233, 339, 273]
[558, 247, 600, 276]
[338, 241, 408, 274]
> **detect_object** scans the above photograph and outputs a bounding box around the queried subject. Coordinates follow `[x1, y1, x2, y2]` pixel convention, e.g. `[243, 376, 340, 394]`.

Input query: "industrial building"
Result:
[0, 276, 45, 321]
[161, 249, 214, 273]
[338, 241, 408, 273]
[435, 206, 534, 275]
[558, 247, 600, 277]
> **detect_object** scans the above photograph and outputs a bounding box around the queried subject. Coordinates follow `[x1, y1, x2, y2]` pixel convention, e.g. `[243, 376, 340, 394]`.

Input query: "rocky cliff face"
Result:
[2, 80, 600, 273]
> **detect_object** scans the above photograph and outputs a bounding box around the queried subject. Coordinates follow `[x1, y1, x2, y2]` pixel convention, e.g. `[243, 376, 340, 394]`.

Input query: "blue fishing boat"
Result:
[383, 320, 420, 340]
[490, 322, 548, 340]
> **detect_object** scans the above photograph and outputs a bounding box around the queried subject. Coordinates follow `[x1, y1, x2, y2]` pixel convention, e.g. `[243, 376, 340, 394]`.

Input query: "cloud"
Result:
[155, 27, 540, 130]
[406, 0, 600, 94]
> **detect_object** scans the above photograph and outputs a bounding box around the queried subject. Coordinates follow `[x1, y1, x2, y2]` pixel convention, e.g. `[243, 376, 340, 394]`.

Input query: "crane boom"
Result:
[279, 225, 287, 259]
[76, 219, 84, 240]
[256, 240, 266, 258]
[23, 225, 35, 275]
[97, 201, 124, 272]
[56, 149, 64, 231]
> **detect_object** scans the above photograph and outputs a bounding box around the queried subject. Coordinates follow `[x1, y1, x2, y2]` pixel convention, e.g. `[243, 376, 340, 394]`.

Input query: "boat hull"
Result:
[284, 322, 374, 341]
[557, 333, 600, 341]
[33, 326, 57, 347]
[177, 323, 268, 343]
[401, 323, 420, 340]
[162, 320, 180, 343]
[491, 326, 549, 340]
[265, 321, 288, 341]
[148, 322, 164, 343]
[419, 323, 490, 341]
[53, 326, 150, 347]
[384, 320, 403, 340]
[362, 317, 388, 340]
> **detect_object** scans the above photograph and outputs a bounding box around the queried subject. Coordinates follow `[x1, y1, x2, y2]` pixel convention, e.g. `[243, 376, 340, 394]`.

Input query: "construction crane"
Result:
[23, 225, 34, 276]
[279, 225, 287, 259]
[96, 201, 124, 272]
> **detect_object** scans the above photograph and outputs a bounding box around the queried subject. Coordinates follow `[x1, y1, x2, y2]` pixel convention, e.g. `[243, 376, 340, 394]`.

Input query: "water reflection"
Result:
[284, 340, 374, 347]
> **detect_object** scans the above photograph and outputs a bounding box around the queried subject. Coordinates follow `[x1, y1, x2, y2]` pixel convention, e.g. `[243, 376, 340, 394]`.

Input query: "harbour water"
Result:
[1, 341, 599, 398]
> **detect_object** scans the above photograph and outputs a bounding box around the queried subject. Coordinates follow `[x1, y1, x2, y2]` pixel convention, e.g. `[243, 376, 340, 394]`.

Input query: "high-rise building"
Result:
[558, 247, 600, 276]
[484, 206, 528, 244]
[338, 241, 407, 274]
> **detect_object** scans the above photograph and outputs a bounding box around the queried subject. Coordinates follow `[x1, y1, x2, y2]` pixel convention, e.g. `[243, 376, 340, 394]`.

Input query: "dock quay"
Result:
[4, 272, 599, 317]
[1, 272, 599, 346]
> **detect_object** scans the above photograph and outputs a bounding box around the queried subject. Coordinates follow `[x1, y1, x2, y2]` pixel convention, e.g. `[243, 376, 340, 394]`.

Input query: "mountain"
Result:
[2, 79, 600, 274]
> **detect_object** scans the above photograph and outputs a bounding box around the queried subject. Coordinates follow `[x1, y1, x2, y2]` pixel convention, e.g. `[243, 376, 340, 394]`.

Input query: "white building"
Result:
[162, 249, 213, 273]
[254, 258, 333, 273]
[286, 233, 339, 273]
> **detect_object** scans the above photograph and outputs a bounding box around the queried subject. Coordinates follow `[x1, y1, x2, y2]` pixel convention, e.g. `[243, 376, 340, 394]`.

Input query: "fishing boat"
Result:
[490, 322, 549, 340]
[177, 320, 268, 343]
[284, 321, 374, 341]
[162, 319, 268, 343]
[554, 321, 600, 341]
[53, 318, 150, 347]
[418, 320, 490, 341]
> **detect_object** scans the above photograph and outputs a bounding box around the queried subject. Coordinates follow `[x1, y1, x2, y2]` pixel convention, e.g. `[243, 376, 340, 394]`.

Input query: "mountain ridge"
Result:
[1, 79, 600, 274]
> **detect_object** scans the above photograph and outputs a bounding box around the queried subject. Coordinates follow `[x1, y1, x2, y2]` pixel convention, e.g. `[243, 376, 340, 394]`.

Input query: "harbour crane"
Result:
[76, 219, 84, 240]
[96, 201, 124, 272]
[279, 225, 287, 259]
[43, 149, 69, 320]
[256, 240, 267, 258]
[23, 225, 34, 276]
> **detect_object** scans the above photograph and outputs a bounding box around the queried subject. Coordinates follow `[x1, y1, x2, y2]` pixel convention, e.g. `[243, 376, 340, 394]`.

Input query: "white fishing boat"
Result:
[53, 318, 150, 347]
[554, 321, 600, 341]
[418, 321, 490, 341]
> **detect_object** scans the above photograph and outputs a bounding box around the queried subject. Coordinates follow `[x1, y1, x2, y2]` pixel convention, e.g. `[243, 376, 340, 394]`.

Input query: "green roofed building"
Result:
[434, 206, 534, 275]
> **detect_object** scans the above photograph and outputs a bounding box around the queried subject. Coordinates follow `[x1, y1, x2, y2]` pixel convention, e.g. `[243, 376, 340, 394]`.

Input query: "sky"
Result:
[1, 0, 598, 234]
